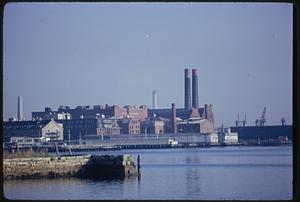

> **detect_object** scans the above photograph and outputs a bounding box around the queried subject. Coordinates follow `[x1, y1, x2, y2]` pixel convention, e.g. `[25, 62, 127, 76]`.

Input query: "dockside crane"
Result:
[235, 113, 247, 127]
[260, 107, 266, 126]
[255, 119, 259, 126]
[256, 107, 266, 126]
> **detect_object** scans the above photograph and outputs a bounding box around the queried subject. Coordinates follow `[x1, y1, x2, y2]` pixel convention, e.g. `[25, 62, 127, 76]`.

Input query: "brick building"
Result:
[119, 118, 140, 134]
[32, 104, 148, 121]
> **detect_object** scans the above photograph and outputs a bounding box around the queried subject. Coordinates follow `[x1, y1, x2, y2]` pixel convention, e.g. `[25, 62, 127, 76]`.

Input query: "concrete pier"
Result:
[3, 154, 138, 180]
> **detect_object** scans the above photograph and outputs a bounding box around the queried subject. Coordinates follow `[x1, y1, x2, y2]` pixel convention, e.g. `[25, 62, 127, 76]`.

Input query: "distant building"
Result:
[141, 116, 166, 134]
[177, 118, 214, 134]
[32, 104, 148, 121]
[3, 119, 64, 143]
[230, 125, 292, 141]
[97, 117, 121, 136]
[208, 132, 219, 144]
[10, 137, 42, 147]
[56, 118, 98, 141]
[219, 128, 239, 144]
[32, 107, 71, 121]
[119, 117, 140, 135]
[148, 105, 214, 125]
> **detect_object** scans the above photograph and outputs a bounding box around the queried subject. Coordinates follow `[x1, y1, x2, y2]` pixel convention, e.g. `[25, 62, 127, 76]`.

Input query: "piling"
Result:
[137, 155, 141, 175]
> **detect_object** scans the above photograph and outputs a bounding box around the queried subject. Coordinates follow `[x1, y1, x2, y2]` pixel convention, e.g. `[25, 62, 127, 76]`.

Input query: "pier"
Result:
[3, 154, 139, 180]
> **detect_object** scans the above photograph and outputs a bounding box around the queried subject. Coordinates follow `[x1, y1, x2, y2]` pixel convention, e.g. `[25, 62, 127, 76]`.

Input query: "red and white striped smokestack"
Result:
[184, 69, 191, 109]
[192, 68, 199, 108]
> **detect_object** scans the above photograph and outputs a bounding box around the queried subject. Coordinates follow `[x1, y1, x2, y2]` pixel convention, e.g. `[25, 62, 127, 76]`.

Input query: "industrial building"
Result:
[32, 105, 148, 121]
[56, 117, 141, 141]
[8, 68, 216, 142]
[119, 118, 140, 134]
[3, 119, 64, 143]
[97, 117, 121, 136]
[148, 69, 214, 134]
[177, 118, 214, 134]
[230, 125, 292, 142]
[141, 116, 166, 135]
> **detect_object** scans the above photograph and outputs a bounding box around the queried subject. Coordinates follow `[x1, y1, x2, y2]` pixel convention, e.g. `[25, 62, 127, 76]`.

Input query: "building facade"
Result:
[119, 118, 140, 134]
[177, 118, 214, 134]
[96, 118, 121, 136]
[3, 119, 64, 143]
[32, 105, 148, 121]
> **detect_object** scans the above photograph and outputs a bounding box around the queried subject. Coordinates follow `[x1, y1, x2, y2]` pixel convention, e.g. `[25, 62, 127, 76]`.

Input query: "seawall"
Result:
[3, 154, 139, 180]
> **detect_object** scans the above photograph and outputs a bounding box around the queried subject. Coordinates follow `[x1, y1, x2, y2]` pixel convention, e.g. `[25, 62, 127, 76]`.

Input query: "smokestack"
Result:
[152, 90, 157, 109]
[17, 96, 23, 121]
[172, 103, 177, 133]
[192, 68, 199, 108]
[184, 68, 191, 109]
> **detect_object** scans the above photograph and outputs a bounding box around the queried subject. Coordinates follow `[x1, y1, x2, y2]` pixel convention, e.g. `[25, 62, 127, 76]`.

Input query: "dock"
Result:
[3, 154, 139, 180]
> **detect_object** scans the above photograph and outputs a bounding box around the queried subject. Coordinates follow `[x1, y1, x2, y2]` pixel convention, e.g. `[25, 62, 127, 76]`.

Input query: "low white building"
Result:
[10, 137, 42, 147]
[209, 132, 219, 144]
[219, 128, 239, 144]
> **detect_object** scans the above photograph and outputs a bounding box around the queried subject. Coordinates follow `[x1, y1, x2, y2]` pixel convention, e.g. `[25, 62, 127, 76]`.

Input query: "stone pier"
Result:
[3, 154, 139, 180]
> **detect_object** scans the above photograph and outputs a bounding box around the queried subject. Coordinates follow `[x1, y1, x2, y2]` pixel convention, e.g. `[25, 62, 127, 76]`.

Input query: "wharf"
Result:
[3, 154, 139, 180]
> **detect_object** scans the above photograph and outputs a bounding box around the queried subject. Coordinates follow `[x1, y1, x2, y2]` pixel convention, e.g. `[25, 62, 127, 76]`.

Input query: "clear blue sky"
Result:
[3, 2, 293, 127]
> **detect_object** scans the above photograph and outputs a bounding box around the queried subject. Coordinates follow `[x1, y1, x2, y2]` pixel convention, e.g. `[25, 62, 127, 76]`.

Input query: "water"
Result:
[3, 146, 293, 200]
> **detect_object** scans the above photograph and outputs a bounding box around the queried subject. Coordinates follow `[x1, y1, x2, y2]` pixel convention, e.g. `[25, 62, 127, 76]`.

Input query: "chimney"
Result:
[152, 90, 157, 109]
[184, 68, 191, 109]
[172, 103, 177, 133]
[204, 104, 214, 125]
[17, 96, 23, 121]
[192, 68, 199, 108]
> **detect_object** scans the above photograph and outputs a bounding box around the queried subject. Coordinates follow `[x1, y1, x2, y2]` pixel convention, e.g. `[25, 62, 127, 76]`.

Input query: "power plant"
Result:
[192, 68, 199, 108]
[184, 68, 192, 109]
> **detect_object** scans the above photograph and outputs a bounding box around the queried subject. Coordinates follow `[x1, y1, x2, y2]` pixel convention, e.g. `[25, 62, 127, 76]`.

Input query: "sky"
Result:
[3, 2, 293, 127]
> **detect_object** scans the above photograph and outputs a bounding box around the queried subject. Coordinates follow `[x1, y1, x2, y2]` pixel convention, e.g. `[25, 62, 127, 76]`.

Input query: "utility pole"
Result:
[68, 129, 71, 145]
[79, 130, 81, 144]
[235, 114, 239, 127]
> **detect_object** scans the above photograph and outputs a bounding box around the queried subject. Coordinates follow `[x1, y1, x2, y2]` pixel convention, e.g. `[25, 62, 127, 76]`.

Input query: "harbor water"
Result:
[3, 146, 292, 200]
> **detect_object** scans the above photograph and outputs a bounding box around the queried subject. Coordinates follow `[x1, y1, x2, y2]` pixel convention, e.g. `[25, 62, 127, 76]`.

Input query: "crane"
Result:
[235, 113, 247, 127]
[259, 107, 266, 126]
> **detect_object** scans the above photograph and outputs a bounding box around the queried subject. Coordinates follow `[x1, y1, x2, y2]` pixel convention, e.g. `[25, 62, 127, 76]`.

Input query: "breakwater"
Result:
[3, 154, 139, 180]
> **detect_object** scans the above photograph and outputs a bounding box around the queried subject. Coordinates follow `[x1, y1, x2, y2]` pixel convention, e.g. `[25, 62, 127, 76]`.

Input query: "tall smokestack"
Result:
[172, 103, 177, 133]
[17, 96, 23, 121]
[192, 68, 199, 108]
[184, 68, 191, 109]
[152, 90, 157, 109]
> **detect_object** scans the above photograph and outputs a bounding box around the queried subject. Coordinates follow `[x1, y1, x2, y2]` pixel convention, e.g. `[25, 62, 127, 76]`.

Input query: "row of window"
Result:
[130, 125, 139, 129]
[60, 120, 96, 125]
